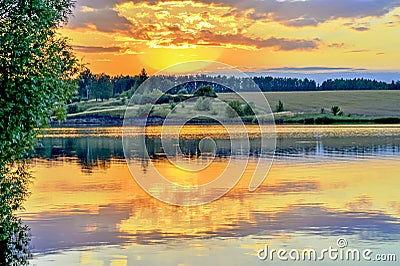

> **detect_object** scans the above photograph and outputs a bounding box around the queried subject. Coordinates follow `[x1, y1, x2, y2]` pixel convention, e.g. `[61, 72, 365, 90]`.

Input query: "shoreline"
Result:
[50, 114, 400, 127]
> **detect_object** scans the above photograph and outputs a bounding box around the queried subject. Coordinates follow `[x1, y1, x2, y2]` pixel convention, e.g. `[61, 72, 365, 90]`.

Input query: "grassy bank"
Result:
[275, 113, 400, 125]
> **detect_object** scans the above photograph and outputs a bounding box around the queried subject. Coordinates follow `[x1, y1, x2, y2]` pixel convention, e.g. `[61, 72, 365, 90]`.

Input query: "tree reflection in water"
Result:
[34, 134, 400, 173]
[0, 163, 32, 265]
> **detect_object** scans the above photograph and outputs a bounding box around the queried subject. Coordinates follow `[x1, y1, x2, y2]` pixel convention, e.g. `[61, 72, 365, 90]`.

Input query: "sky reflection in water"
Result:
[23, 126, 400, 265]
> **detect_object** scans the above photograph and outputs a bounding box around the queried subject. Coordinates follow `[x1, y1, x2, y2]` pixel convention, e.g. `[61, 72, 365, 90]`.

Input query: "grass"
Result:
[65, 90, 400, 124]
[68, 108, 126, 118]
[69, 98, 126, 112]
[218, 90, 400, 116]
[276, 113, 400, 124]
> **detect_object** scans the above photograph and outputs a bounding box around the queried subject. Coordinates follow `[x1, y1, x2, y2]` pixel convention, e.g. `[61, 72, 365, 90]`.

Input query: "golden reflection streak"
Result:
[38, 125, 400, 138]
[23, 157, 400, 240]
[119, 159, 400, 238]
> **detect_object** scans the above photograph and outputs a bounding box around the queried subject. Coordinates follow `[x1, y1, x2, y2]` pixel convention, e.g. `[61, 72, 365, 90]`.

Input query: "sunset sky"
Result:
[60, 0, 400, 75]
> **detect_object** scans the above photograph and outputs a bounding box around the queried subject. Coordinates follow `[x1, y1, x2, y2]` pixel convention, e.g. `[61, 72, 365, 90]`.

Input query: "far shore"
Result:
[59, 91, 400, 127]
[50, 114, 400, 127]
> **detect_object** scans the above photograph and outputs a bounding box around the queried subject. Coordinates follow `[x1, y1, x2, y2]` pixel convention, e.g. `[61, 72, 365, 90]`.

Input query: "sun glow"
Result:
[138, 47, 221, 72]
[59, 1, 400, 74]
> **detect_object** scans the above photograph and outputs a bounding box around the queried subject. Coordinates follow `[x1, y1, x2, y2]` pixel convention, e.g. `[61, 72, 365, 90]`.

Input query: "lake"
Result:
[21, 125, 400, 265]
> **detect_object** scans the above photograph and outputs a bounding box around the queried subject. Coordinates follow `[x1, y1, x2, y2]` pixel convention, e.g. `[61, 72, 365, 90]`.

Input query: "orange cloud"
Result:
[67, 0, 399, 53]
[72, 45, 122, 53]
[61, 0, 400, 74]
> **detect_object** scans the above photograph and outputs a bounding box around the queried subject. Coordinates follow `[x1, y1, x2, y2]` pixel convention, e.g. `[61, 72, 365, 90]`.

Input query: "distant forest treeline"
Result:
[76, 68, 400, 101]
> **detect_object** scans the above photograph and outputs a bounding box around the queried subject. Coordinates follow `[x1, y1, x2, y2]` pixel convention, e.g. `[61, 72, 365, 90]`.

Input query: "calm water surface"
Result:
[22, 125, 400, 265]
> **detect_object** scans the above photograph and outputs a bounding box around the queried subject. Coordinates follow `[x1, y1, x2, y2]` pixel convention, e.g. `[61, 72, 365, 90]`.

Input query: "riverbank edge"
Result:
[49, 114, 400, 127]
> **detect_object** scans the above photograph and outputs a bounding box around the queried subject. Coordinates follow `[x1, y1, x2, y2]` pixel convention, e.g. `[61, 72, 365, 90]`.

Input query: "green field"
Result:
[65, 90, 400, 124]
[218, 90, 400, 117]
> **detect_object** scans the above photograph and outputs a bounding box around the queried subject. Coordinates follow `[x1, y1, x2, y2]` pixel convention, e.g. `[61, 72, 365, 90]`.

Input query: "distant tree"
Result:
[321, 78, 390, 91]
[275, 100, 284, 112]
[226, 101, 243, 118]
[139, 68, 149, 82]
[131, 68, 149, 93]
[126, 68, 149, 97]
[112, 75, 137, 96]
[77, 68, 94, 99]
[243, 103, 255, 116]
[193, 85, 217, 98]
[391, 81, 400, 90]
[254, 76, 317, 91]
[331, 106, 344, 116]
[95, 74, 113, 101]
[90, 76, 101, 101]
